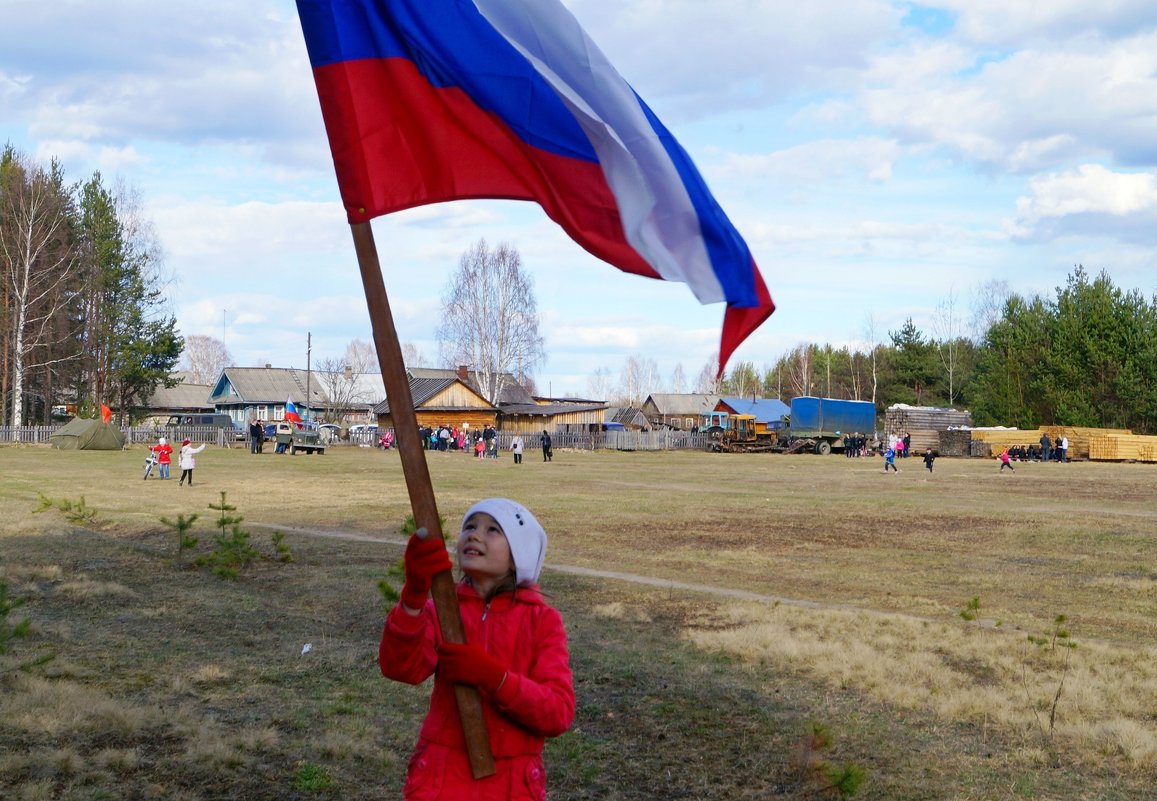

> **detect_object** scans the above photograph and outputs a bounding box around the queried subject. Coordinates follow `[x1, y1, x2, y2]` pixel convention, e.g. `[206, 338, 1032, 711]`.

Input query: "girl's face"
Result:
[457, 512, 513, 591]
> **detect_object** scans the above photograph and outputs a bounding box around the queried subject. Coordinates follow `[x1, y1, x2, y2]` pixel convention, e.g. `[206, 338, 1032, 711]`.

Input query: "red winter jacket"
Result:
[380, 581, 575, 800]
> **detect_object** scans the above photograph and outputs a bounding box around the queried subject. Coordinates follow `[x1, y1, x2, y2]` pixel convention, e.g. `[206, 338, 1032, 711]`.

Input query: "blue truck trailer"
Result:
[786, 396, 876, 455]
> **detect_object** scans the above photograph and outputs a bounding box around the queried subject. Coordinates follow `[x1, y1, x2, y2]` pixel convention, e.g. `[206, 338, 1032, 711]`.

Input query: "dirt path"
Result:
[252, 522, 836, 613]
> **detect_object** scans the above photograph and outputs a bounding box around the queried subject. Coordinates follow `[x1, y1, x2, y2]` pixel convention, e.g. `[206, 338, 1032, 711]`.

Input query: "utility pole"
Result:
[306, 332, 312, 422]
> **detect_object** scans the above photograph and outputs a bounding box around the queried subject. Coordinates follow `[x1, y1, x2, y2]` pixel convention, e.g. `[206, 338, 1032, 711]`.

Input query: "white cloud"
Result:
[939, 0, 1157, 45]
[1008, 164, 1157, 241]
[858, 29, 1157, 173]
[720, 137, 902, 184]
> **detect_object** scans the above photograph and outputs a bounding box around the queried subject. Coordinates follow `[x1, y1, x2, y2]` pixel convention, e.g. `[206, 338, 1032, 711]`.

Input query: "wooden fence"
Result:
[1, 424, 712, 452]
[0, 425, 239, 448]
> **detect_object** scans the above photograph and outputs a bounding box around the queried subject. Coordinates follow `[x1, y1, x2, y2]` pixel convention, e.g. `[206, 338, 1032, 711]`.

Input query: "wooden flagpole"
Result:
[350, 221, 496, 779]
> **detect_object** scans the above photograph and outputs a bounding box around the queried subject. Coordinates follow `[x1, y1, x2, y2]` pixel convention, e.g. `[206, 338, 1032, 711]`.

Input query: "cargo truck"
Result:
[784, 396, 876, 455]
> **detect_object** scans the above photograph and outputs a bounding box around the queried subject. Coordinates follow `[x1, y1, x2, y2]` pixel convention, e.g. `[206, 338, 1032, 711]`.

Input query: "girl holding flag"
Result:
[379, 498, 574, 800]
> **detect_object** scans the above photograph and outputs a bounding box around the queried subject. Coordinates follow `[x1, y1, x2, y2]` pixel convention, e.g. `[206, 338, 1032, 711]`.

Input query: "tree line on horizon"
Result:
[4, 143, 1154, 436]
[706, 267, 1157, 434]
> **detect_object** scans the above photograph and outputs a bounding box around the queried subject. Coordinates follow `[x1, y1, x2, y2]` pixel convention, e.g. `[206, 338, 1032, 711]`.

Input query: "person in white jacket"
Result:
[178, 439, 207, 486]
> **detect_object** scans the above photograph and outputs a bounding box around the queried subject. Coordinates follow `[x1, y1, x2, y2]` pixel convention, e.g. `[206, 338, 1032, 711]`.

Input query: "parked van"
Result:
[166, 413, 235, 428]
[164, 413, 244, 440]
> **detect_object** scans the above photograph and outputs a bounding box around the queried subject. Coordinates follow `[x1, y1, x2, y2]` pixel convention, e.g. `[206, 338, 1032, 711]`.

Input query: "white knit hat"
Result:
[460, 498, 547, 585]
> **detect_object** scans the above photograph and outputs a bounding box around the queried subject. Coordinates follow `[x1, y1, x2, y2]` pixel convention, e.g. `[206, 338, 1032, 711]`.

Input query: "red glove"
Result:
[400, 529, 452, 610]
[437, 642, 509, 694]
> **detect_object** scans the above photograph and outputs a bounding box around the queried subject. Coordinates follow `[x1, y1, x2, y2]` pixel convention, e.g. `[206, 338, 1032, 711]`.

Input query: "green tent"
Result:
[49, 418, 126, 450]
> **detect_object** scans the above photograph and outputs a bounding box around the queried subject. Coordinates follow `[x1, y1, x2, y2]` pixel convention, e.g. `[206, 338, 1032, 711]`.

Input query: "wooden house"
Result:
[407, 366, 605, 433]
[372, 376, 498, 431]
[641, 393, 720, 430]
[209, 367, 333, 428]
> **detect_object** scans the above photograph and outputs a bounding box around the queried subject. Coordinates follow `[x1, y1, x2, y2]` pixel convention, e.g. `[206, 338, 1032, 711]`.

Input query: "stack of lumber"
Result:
[886, 404, 974, 455]
[1039, 426, 1129, 461]
[970, 425, 1141, 460]
[968, 428, 1035, 455]
[1088, 432, 1157, 462]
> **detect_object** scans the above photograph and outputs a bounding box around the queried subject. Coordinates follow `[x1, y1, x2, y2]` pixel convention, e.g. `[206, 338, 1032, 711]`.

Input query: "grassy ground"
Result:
[0, 442, 1154, 800]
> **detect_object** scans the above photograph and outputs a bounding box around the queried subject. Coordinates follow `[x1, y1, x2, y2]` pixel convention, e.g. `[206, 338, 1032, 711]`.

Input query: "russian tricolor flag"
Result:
[285, 398, 302, 423]
[297, 0, 774, 372]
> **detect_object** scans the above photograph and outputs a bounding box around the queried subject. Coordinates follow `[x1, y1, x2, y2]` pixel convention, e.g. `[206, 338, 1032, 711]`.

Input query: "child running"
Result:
[999, 448, 1015, 472]
[923, 448, 936, 474]
[884, 445, 898, 473]
[380, 498, 574, 800]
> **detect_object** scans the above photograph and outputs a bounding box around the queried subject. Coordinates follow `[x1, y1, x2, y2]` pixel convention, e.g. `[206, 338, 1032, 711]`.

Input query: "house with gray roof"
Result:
[142, 371, 213, 424]
[209, 367, 335, 427]
[641, 393, 721, 430]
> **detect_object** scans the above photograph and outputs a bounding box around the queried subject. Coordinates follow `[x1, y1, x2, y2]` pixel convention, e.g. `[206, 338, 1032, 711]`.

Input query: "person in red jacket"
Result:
[151, 437, 173, 480]
[380, 498, 574, 801]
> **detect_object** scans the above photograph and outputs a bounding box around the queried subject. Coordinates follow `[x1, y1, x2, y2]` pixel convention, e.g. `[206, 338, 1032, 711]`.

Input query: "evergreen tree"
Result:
[885, 318, 938, 406]
[74, 173, 180, 421]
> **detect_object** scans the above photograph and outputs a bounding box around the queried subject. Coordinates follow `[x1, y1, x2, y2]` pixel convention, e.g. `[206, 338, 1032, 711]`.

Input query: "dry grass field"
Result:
[1, 442, 1154, 800]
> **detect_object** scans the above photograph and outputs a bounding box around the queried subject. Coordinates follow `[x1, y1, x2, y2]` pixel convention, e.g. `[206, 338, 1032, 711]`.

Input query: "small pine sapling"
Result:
[789, 721, 865, 797]
[0, 581, 54, 674]
[34, 493, 99, 526]
[270, 531, 293, 563]
[1024, 614, 1078, 743]
[959, 596, 981, 622]
[160, 513, 199, 568]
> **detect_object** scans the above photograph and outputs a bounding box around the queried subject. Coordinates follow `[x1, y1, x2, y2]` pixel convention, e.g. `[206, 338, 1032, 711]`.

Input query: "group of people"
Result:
[147, 437, 206, 485]
[248, 420, 266, 453]
[1037, 432, 1069, 462]
[1000, 434, 1070, 465]
[883, 440, 937, 474]
[842, 432, 872, 457]
[422, 424, 469, 452]
[412, 424, 554, 465]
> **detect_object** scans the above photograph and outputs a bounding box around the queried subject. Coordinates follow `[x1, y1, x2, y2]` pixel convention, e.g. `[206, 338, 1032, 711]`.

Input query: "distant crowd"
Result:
[1004, 432, 1069, 462]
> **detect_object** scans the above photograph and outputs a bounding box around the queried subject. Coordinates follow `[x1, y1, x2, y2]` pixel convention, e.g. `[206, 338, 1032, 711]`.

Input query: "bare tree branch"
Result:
[436, 240, 545, 404]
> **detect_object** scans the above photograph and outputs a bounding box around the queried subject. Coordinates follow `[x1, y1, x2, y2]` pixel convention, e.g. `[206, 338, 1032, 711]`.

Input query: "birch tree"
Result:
[181, 335, 232, 384]
[694, 354, 721, 394]
[933, 287, 964, 404]
[786, 343, 814, 398]
[587, 366, 613, 401]
[436, 240, 544, 405]
[0, 149, 81, 426]
[618, 354, 658, 406]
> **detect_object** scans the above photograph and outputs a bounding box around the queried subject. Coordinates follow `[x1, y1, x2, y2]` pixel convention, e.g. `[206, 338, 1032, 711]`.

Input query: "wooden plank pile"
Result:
[967, 428, 1034, 456]
[969, 425, 1144, 461]
[1039, 425, 1130, 460]
[1088, 432, 1157, 462]
[885, 404, 974, 454]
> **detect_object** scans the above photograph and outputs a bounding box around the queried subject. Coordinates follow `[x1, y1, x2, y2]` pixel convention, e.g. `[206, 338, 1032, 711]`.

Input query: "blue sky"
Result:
[3, 1, 1156, 396]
